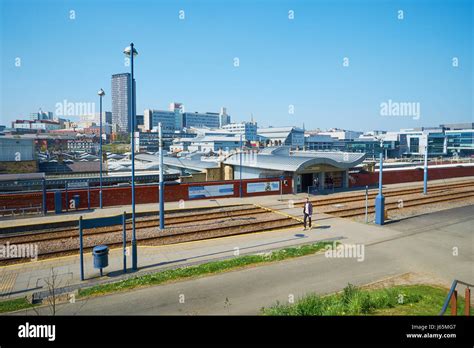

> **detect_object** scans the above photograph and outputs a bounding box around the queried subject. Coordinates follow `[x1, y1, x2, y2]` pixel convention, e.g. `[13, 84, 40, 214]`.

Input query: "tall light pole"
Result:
[239, 133, 243, 198]
[375, 137, 385, 225]
[124, 43, 138, 271]
[423, 134, 429, 195]
[98, 88, 105, 209]
[158, 122, 165, 229]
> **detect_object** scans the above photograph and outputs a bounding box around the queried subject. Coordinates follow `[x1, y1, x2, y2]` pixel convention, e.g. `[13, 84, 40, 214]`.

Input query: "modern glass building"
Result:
[144, 109, 178, 132]
[400, 130, 447, 156]
[183, 112, 221, 128]
[143, 105, 230, 132]
[111, 73, 131, 132]
[345, 139, 399, 158]
[445, 129, 474, 156]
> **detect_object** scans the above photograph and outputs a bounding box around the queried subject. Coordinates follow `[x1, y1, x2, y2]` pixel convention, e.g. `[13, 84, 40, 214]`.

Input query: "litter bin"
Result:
[92, 245, 109, 276]
[54, 191, 62, 214]
[72, 195, 80, 210]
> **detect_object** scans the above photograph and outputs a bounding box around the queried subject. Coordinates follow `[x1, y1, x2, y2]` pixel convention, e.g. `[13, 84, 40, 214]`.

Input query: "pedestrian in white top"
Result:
[303, 197, 313, 230]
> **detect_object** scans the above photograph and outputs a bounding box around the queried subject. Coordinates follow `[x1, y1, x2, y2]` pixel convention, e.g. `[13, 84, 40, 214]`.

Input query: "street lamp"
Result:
[158, 122, 165, 229]
[239, 134, 243, 198]
[423, 134, 429, 195]
[124, 43, 138, 271]
[97, 88, 105, 209]
[374, 136, 385, 225]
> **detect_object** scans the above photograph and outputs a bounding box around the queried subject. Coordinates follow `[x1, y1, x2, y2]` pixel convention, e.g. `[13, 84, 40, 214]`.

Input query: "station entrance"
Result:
[301, 173, 314, 193]
[295, 169, 347, 193]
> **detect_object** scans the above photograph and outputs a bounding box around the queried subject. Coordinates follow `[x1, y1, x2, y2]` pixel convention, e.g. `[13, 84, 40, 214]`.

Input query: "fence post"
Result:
[79, 216, 84, 281]
[451, 290, 458, 315]
[123, 211, 127, 274]
[465, 288, 471, 316]
[42, 178, 47, 215]
[364, 185, 368, 223]
[87, 181, 91, 210]
[65, 182, 68, 212]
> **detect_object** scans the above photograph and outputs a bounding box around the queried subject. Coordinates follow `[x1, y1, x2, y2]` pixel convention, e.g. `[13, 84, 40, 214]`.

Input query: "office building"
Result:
[219, 107, 231, 127]
[79, 112, 112, 126]
[144, 103, 231, 132]
[144, 109, 177, 132]
[183, 112, 221, 129]
[445, 129, 474, 156]
[29, 110, 53, 121]
[11, 119, 61, 132]
[258, 126, 305, 148]
[111, 73, 132, 132]
[222, 122, 258, 142]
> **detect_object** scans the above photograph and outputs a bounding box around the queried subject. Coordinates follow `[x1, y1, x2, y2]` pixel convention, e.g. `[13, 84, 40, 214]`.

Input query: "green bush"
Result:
[262, 284, 426, 316]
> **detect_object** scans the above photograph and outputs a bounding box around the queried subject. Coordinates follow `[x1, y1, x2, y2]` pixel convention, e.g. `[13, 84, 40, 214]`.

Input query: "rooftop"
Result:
[224, 147, 365, 172]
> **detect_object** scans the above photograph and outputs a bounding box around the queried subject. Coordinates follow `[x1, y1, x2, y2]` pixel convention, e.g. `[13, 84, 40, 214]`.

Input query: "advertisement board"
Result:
[247, 181, 280, 193]
[188, 184, 234, 199]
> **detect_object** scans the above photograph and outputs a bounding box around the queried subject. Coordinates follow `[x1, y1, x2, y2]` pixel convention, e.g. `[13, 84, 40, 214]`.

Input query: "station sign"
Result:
[67, 182, 89, 189]
[247, 181, 280, 193]
[188, 184, 234, 199]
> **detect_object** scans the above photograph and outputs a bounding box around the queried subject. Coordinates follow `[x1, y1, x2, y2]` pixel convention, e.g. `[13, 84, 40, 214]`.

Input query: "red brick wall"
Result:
[0, 177, 293, 212]
[349, 166, 474, 188]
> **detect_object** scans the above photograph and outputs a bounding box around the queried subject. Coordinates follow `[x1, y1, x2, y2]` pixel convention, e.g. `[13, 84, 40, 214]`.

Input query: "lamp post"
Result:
[124, 43, 138, 271]
[98, 88, 105, 209]
[239, 134, 243, 198]
[374, 138, 385, 225]
[423, 135, 429, 195]
[159, 122, 165, 229]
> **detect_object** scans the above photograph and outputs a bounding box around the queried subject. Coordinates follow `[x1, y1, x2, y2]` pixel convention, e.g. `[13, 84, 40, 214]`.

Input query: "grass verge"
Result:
[262, 284, 473, 316]
[0, 297, 37, 314]
[78, 241, 334, 298]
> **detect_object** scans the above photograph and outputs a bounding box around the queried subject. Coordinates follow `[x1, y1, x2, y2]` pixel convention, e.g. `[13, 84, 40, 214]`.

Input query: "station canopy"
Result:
[223, 147, 366, 173]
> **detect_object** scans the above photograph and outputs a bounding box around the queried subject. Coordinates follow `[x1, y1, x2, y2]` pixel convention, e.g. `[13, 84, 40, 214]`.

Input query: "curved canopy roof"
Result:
[224, 148, 365, 172]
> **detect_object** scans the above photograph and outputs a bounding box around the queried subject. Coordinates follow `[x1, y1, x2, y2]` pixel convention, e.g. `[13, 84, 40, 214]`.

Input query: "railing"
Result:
[439, 279, 473, 316]
[0, 204, 42, 218]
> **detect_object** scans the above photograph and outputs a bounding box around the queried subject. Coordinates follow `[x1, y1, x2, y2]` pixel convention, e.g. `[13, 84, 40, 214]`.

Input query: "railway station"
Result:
[136, 147, 366, 193]
[223, 147, 366, 193]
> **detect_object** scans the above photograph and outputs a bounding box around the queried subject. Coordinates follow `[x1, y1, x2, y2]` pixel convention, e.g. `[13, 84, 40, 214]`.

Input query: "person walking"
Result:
[303, 197, 313, 230]
[313, 177, 319, 193]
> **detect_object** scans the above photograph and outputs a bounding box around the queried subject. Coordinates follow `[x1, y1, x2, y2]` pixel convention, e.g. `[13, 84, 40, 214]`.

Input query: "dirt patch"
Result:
[360, 272, 450, 290]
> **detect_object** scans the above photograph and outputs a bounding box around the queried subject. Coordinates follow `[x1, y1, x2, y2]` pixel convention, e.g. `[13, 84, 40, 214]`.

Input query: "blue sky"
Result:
[1, 0, 472, 131]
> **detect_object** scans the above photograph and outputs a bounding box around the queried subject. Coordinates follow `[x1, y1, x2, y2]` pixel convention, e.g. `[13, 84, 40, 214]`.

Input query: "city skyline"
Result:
[1, 0, 472, 131]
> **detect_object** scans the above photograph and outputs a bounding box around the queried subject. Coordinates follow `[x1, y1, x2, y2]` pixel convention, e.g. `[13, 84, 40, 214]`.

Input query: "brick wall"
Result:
[0, 177, 293, 212]
[349, 166, 474, 188]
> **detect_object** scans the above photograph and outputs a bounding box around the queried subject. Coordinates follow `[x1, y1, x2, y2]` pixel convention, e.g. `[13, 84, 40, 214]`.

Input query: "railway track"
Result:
[0, 214, 301, 264]
[298, 181, 474, 208]
[2, 179, 473, 263]
[0, 205, 267, 244]
[325, 189, 474, 218]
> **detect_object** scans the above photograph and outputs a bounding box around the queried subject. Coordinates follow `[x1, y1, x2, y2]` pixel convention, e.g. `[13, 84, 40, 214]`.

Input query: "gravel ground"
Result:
[315, 186, 474, 215]
[351, 195, 474, 223]
[15, 210, 296, 257]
